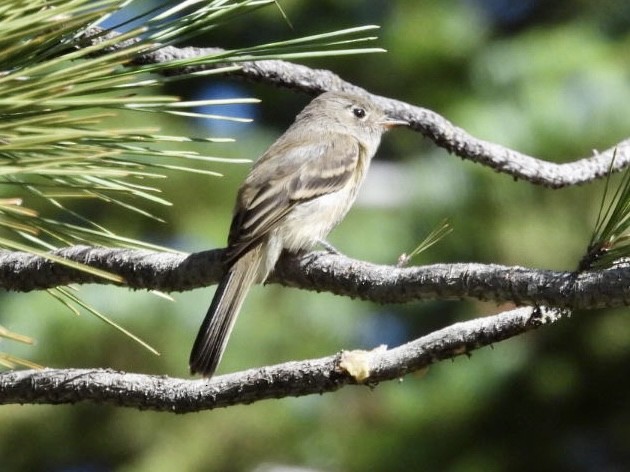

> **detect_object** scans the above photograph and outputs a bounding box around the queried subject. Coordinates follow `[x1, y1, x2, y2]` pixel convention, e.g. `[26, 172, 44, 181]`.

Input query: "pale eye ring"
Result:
[352, 107, 366, 119]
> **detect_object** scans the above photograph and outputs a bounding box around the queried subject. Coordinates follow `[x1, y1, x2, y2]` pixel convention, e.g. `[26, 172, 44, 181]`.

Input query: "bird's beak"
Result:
[378, 116, 409, 129]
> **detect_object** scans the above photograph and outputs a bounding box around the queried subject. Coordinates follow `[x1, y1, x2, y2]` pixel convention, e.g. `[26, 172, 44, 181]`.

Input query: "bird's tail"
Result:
[189, 248, 263, 377]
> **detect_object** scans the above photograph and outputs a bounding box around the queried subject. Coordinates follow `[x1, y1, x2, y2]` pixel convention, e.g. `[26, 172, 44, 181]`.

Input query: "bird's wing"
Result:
[225, 134, 361, 264]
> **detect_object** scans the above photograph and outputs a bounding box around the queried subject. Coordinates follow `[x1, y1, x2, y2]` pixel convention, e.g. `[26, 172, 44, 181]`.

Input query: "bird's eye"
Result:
[352, 107, 366, 119]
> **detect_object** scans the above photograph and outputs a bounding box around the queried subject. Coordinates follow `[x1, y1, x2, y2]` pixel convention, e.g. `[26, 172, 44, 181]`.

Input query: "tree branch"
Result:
[79, 28, 630, 189]
[0, 306, 562, 412]
[1, 246, 629, 309]
[2, 27, 621, 411]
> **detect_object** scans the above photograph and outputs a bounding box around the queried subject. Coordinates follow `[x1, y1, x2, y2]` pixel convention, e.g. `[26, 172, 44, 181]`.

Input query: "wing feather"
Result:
[224, 135, 360, 264]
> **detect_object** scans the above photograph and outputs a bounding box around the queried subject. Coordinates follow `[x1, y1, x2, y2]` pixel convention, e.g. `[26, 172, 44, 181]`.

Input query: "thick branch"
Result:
[0, 246, 629, 309]
[2, 28, 621, 411]
[78, 28, 630, 188]
[0, 306, 561, 412]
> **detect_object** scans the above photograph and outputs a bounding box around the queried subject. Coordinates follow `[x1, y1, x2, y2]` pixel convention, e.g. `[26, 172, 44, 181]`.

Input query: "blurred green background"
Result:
[2, 0, 630, 470]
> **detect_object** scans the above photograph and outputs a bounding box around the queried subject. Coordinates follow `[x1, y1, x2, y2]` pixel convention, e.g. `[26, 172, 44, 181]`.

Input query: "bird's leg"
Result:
[317, 239, 342, 255]
[286, 240, 343, 270]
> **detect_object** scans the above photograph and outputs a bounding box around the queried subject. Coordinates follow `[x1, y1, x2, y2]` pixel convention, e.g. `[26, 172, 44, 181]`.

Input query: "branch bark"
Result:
[0, 246, 628, 309]
[2, 28, 625, 410]
[0, 306, 562, 413]
[79, 28, 630, 189]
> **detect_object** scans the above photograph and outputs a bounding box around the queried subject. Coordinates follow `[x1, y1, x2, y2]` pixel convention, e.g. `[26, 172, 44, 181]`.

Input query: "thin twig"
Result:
[77, 27, 630, 189]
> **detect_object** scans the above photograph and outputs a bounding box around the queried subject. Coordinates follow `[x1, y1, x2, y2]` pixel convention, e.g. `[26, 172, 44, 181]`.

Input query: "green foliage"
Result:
[0, 0, 381, 256]
[581, 151, 630, 270]
[0, 0, 382, 354]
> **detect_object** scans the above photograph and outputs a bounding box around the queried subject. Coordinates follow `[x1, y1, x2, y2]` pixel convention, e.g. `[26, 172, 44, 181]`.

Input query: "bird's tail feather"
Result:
[189, 248, 262, 377]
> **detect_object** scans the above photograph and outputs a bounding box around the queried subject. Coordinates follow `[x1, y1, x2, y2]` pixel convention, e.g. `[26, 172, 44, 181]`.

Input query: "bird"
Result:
[189, 90, 408, 377]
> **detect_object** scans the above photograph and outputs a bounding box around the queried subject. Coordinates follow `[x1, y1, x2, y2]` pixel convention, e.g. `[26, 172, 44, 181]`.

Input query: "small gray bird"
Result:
[189, 91, 408, 377]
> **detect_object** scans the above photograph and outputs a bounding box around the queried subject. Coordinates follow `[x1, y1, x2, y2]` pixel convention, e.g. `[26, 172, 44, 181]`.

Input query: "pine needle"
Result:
[0, 325, 35, 344]
[52, 286, 160, 356]
[397, 219, 452, 267]
[579, 149, 630, 270]
[0, 0, 386, 365]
